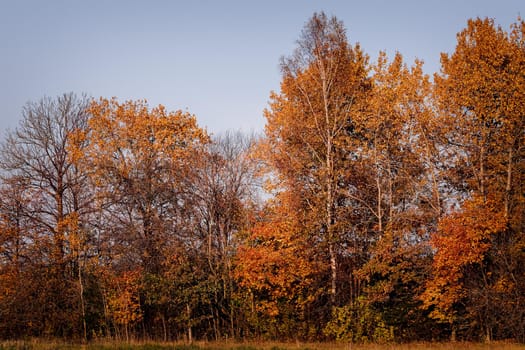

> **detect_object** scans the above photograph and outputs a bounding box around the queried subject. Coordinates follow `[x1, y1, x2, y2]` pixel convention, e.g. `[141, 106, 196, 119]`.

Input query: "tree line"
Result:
[0, 13, 523, 343]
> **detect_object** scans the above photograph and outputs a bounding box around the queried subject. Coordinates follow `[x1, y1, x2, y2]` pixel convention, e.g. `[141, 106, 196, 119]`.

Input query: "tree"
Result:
[0, 176, 37, 338]
[1, 93, 91, 270]
[351, 52, 440, 342]
[74, 98, 209, 338]
[188, 131, 262, 339]
[421, 197, 507, 335]
[0, 93, 93, 338]
[235, 191, 323, 340]
[423, 17, 525, 341]
[77, 98, 209, 274]
[265, 11, 370, 306]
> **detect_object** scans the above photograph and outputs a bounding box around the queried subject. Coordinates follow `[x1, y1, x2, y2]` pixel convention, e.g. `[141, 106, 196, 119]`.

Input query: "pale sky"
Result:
[0, 0, 522, 136]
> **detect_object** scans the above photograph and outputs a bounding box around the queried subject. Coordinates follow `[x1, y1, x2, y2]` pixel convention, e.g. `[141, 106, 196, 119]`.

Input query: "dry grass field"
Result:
[0, 341, 523, 350]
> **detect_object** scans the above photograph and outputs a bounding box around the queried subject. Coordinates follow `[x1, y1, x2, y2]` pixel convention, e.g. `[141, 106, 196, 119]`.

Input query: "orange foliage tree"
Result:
[235, 191, 322, 339]
[349, 52, 440, 341]
[421, 197, 507, 334]
[101, 269, 143, 341]
[72, 98, 209, 338]
[264, 12, 370, 309]
[75, 98, 209, 274]
[423, 17, 525, 341]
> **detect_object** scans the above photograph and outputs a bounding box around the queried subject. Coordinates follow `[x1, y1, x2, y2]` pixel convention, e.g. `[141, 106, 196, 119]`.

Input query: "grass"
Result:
[0, 341, 523, 350]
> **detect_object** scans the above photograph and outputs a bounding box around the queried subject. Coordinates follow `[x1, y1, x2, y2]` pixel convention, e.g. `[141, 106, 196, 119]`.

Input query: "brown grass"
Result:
[0, 340, 523, 350]
[208, 341, 524, 350]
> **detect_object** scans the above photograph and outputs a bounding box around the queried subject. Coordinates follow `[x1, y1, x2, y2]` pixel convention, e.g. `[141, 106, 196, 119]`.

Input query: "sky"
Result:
[0, 0, 523, 136]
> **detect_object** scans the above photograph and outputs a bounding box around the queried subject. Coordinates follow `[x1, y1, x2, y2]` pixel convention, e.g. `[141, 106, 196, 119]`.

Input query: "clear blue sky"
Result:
[0, 0, 522, 136]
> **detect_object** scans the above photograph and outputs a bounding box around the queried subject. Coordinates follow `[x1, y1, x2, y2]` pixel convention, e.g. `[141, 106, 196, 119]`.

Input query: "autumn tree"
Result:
[265, 12, 370, 308]
[0, 176, 37, 338]
[186, 131, 262, 339]
[341, 52, 440, 342]
[235, 190, 323, 340]
[77, 98, 208, 274]
[422, 197, 508, 338]
[423, 17, 525, 341]
[264, 14, 443, 340]
[101, 269, 143, 341]
[0, 93, 93, 338]
[74, 98, 209, 338]
[136, 131, 264, 341]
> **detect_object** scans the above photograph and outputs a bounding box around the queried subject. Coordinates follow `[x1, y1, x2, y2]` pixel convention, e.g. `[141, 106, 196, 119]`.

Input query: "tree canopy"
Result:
[0, 13, 523, 343]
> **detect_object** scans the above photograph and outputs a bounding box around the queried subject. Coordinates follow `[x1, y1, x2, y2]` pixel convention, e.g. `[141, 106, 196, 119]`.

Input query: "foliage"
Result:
[234, 192, 323, 339]
[422, 17, 525, 342]
[324, 298, 393, 343]
[0, 13, 524, 344]
[421, 197, 507, 323]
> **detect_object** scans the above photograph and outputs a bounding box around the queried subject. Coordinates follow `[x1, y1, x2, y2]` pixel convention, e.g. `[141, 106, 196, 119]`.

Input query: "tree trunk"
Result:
[78, 257, 87, 343]
[161, 314, 167, 342]
[326, 145, 337, 304]
[505, 147, 512, 218]
[329, 241, 337, 304]
[186, 304, 193, 343]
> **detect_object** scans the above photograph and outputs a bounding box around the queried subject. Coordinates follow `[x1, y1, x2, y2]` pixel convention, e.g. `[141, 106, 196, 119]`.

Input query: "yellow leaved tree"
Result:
[422, 18, 525, 341]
